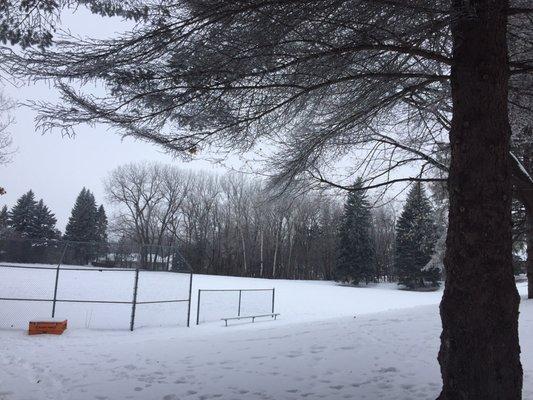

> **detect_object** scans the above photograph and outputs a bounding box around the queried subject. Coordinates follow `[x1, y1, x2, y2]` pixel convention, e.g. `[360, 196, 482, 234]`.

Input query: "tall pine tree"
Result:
[4, 191, 58, 262]
[0, 205, 10, 238]
[336, 178, 375, 284]
[395, 183, 439, 289]
[95, 205, 108, 243]
[9, 190, 38, 238]
[64, 188, 99, 243]
[33, 199, 59, 240]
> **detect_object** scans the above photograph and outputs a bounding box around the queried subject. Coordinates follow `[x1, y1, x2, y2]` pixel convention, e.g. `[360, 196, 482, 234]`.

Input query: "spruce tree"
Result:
[0, 205, 9, 238]
[336, 178, 375, 284]
[95, 205, 108, 243]
[395, 183, 439, 289]
[0, 205, 8, 227]
[9, 190, 37, 238]
[64, 188, 99, 243]
[33, 199, 59, 240]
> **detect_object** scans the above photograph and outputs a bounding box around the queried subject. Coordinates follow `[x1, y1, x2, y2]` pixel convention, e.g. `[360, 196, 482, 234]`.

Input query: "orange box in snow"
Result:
[28, 319, 67, 335]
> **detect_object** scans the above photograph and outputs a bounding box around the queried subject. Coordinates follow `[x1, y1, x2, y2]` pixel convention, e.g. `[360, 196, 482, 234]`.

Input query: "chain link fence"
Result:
[0, 238, 193, 331]
[196, 288, 276, 325]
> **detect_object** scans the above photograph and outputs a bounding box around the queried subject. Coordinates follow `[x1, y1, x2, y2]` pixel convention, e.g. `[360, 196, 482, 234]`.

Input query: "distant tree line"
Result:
[4, 162, 513, 288]
[1, 170, 523, 287]
[104, 162, 342, 280]
[103, 161, 441, 286]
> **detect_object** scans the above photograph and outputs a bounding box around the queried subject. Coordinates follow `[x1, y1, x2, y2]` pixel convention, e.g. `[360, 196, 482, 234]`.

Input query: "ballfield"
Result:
[0, 265, 532, 400]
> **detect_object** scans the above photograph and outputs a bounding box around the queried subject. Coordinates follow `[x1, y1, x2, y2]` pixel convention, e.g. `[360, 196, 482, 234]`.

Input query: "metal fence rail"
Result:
[196, 288, 275, 325]
[0, 239, 194, 331]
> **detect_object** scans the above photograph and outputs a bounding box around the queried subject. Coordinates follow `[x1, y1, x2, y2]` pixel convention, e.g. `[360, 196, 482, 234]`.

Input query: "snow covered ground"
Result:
[0, 263, 443, 330]
[0, 264, 531, 399]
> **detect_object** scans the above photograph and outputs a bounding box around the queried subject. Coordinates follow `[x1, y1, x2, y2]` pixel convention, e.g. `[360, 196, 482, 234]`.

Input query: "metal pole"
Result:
[271, 288, 275, 314]
[196, 289, 201, 325]
[130, 268, 140, 331]
[51, 243, 68, 318]
[238, 290, 242, 317]
[186, 272, 193, 327]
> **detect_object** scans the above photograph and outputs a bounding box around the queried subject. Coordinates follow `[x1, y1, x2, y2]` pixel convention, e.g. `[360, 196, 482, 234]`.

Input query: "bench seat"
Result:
[221, 313, 280, 326]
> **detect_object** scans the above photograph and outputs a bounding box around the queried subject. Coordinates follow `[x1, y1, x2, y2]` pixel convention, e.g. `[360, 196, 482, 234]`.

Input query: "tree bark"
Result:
[438, 1, 522, 398]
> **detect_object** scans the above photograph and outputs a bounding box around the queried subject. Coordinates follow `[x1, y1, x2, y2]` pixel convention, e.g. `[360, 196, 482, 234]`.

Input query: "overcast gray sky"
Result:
[0, 7, 227, 230]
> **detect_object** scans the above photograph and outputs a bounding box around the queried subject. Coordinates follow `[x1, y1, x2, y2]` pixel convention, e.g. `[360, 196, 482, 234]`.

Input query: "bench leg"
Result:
[252, 317, 255, 323]
[224, 320, 228, 327]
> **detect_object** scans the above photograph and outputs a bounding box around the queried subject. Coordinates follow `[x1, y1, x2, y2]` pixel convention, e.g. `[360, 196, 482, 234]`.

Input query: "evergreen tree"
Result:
[96, 205, 108, 243]
[64, 188, 99, 243]
[0, 205, 9, 238]
[9, 190, 37, 238]
[33, 199, 59, 240]
[395, 183, 439, 289]
[336, 178, 375, 284]
[0, 205, 8, 228]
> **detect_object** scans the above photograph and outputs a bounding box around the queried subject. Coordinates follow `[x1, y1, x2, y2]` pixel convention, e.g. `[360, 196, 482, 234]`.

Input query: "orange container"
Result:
[28, 319, 67, 335]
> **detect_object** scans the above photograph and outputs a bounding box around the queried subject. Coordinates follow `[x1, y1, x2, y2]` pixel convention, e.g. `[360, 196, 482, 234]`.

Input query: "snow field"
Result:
[0, 263, 443, 330]
[0, 264, 531, 399]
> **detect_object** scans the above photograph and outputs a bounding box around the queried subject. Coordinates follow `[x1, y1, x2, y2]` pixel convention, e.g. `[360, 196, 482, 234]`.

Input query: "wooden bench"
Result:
[221, 313, 280, 327]
[29, 319, 68, 335]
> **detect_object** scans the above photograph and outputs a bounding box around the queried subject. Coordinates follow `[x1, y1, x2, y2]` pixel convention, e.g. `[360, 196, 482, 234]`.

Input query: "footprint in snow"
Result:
[377, 367, 398, 373]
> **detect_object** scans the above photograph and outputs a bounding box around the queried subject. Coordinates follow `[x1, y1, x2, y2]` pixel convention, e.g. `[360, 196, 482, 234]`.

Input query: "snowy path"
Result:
[1, 296, 533, 400]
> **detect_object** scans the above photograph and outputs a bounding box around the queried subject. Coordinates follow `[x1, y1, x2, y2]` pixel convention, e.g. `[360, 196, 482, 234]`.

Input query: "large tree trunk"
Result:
[438, 1, 522, 398]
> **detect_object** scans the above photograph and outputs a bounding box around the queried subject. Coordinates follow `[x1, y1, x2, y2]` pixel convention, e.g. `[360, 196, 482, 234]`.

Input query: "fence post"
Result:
[271, 288, 275, 314]
[130, 268, 140, 331]
[51, 243, 68, 318]
[238, 290, 242, 316]
[186, 272, 193, 327]
[196, 289, 201, 325]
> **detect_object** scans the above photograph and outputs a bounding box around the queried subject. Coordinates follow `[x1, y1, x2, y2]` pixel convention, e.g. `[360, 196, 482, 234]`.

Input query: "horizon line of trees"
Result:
[0, 163, 526, 286]
[102, 161, 445, 285]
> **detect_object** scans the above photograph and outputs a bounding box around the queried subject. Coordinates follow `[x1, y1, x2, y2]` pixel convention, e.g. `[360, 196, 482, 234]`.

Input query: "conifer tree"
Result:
[0, 205, 9, 238]
[96, 205, 108, 243]
[336, 178, 375, 284]
[33, 199, 59, 240]
[0, 205, 8, 227]
[64, 188, 99, 243]
[395, 183, 439, 289]
[9, 190, 37, 238]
